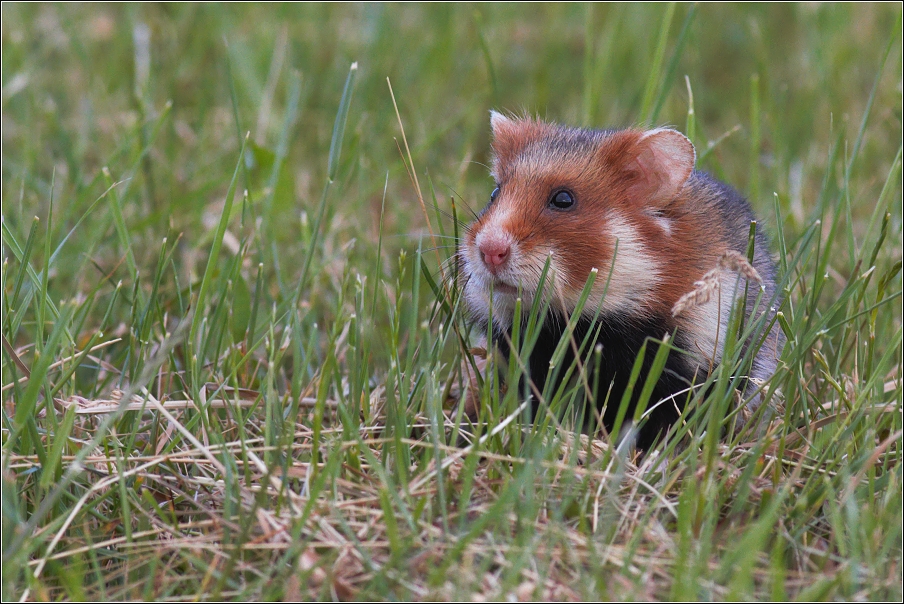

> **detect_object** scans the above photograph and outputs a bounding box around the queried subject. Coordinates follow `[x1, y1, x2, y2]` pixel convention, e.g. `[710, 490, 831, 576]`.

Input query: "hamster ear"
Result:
[489, 110, 520, 164]
[490, 110, 512, 136]
[489, 111, 546, 167]
[623, 128, 696, 207]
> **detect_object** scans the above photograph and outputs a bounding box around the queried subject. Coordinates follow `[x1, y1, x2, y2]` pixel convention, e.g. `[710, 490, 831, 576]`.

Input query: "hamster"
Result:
[458, 112, 784, 449]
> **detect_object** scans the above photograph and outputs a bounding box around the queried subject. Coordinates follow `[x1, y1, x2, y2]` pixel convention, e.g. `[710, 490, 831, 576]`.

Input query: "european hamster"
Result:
[458, 112, 784, 449]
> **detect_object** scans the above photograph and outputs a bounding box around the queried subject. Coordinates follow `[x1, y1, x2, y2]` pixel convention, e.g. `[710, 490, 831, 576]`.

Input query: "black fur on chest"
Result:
[492, 312, 700, 449]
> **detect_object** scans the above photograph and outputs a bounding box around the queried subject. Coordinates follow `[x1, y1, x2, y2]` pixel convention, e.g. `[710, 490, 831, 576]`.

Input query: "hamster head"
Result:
[460, 112, 697, 330]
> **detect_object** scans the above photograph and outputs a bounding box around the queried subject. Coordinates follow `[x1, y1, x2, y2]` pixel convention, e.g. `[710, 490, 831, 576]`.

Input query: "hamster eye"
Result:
[490, 186, 500, 204]
[549, 189, 575, 210]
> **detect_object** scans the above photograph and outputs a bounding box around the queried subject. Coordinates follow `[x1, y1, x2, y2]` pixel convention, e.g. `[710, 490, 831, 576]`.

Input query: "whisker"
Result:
[427, 201, 471, 225]
[422, 245, 461, 253]
[441, 183, 482, 221]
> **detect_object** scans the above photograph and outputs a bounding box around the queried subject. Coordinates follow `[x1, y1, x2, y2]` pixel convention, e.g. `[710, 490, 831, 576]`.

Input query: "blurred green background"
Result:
[3, 3, 900, 272]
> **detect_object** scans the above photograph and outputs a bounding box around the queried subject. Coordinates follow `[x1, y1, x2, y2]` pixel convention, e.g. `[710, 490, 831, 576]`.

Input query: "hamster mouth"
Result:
[488, 280, 519, 297]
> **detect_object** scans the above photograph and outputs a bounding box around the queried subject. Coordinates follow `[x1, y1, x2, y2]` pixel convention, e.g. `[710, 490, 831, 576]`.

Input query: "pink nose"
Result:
[479, 240, 510, 272]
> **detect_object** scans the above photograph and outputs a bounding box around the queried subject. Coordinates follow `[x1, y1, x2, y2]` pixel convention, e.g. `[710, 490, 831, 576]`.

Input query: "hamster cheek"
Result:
[461, 263, 523, 328]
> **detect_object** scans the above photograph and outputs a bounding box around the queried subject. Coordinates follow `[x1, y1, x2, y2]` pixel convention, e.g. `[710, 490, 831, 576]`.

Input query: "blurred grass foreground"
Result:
[2, 4, 902, 601]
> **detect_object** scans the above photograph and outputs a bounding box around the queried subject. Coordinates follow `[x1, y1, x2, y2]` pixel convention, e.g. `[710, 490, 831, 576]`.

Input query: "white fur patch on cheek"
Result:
[588, 213, 662, 316]
[459, 249, 490, 319]
[460, 251, 519, 327]
[544, 254, 572, 314]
